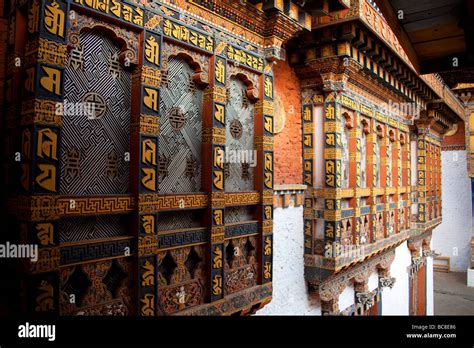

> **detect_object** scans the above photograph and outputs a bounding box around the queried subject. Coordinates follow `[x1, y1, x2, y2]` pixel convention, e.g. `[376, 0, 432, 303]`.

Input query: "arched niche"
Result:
[67, 12, 139, 67]
[161, 41, 210, 87]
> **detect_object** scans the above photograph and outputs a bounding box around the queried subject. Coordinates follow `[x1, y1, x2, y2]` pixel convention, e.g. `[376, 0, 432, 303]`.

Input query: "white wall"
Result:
[258, 209, 424, 316]
[380, 242, 411, 315]
[339, 283, 355, 311]
[432, 151, 472, 272]
[256, 205, 321, 315]
[368, 271, 379, 291]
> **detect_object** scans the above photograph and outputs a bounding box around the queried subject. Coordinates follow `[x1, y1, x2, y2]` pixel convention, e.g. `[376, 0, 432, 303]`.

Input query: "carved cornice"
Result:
[305, 229, 409, 276]
[407, 239, 422, 251]
[295, 57, 414, 107]
[264, 11, 305, 43]
[291, 4, 466, 121]
[408, 229, 433, 256]
[159, 0, 307, 59]
[309, 249, 396, 301]
[353, 267, 372, 285]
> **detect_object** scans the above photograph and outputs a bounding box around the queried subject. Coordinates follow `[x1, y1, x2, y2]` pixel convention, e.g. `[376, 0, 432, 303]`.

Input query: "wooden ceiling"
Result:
[393, 0, 465, 62]
[375, 0, 474, 83]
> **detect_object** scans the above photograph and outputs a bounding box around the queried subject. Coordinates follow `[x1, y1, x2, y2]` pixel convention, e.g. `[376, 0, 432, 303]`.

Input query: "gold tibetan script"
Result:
[36, 223, 54, 246]
[213, 247, 222, 268]
[143, 88, 159, 112]
[264, 77, 273, 99]
[37, 128, 58, 160]
[40, 66, 62, 96]
[145, 36, 160, 66]
[214, 104, 225, 124]
[215, 59, 225, 84]
[142, 139, 157, 165]
[142, 215, 155, 234]
[213, 209, 223, 225]
[44, 1, 65, 38]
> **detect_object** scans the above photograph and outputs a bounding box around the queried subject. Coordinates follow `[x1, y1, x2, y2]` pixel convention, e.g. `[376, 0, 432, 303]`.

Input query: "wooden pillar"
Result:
[380, 128, 389, 239]
[353, 273, 373, 316]
[255, 72, 274, 284]
[353, 111, 362, 245]
[202, 52, 227, 302]
[416, 133, 427, 224]
[392, 132, 401, 234]
[402, 132, 411, 230]
[321, 298, 339, 316]
[436, 145, 442, 216]
[18, 0, 70, 315]
[302, 101, 314, 255]
[366, 122, 377, 243]
[133, 29, 162, 316]
[323, 95, 343, 256]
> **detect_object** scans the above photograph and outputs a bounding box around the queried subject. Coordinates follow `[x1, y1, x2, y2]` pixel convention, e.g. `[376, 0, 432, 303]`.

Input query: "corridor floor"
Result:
[434, 271, 474, 315]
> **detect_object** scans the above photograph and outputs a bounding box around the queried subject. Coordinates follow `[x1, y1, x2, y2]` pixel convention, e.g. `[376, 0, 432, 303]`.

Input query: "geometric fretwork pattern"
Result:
[225, 77, 254, 192]
[159, 56, 203, 193]
[157, 210, 204, 231]
[59, 215, 130, 243]
[225, 206, 254, 224]
[61, 30, 131, 195]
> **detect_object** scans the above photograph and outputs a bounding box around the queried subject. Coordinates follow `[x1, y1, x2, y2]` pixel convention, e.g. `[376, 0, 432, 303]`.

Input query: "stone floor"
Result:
[434, 271, 474, 315]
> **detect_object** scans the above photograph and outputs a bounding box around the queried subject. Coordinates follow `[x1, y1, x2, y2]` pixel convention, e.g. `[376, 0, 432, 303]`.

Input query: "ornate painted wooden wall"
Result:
[2, 0, 311, 316]
[289, 4, 460, 314]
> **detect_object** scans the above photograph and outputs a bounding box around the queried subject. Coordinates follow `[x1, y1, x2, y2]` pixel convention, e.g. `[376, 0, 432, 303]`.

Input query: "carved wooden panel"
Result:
[159, 56, 203, 194]
[9, 0, 274, 317]
[60, 258, 132, 315]
[224, 235, 257, 295]
[156, 245, 207, 314]
[225, 77, 255, 192]
[61, 30, 131, 195]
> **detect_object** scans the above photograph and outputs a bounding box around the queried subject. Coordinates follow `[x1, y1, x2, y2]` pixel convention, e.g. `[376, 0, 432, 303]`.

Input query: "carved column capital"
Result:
[408, 256, 426, 278]
[319, 280, 347, 302]
[320, 72, 349, 92]
[377, 251, 396, 271]
[379, 276, 396, 289]
[321, 298, 340, 316]
[355, 291, 375, 307]
[422, 249, 436, 257]
[422, 235, 432, 256]
[352, 267, 372, 286]
[407, 239, 422, 258]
